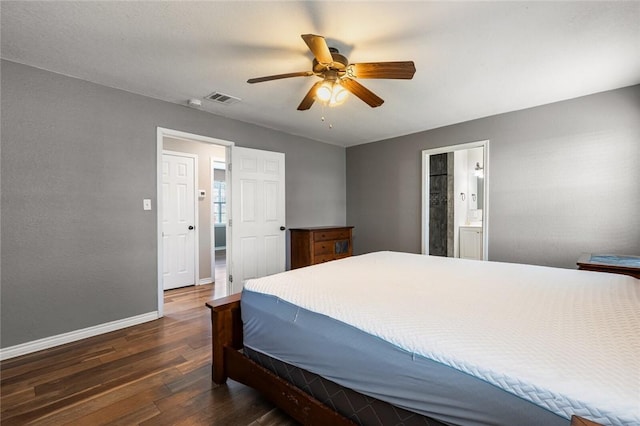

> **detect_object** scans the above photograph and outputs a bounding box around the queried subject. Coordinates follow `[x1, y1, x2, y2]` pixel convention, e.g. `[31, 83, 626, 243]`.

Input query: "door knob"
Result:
[188, 226, 194, 230]
[280, 226, 286, 231]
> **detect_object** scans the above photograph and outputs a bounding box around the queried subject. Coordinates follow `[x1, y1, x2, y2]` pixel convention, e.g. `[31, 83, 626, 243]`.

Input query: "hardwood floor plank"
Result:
[152, 374, 215, 416]
[1, 343, 116, 380]
[176, 347, 212, 375]
[3, 355, 185, 424]
[0, 387, 36, 414]
[34, 346, 189, 396]
[27, 369, 179, 425]
[95, 403, 161, 426]
[1, 357, 104, 398]
[250, 408, 300, 426]
[143, 379, 273, 426]
[163, 363, 212, 394]
[0, 284, 288, 426]
[64, 386, 170, 425]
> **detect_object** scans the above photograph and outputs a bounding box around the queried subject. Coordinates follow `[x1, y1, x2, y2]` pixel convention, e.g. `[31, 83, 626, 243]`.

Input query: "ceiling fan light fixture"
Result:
[316, 79, 349, 106]
[249, 34, 415, 111]
[330, 82, 348, 106]
[316, 81, 333, 102]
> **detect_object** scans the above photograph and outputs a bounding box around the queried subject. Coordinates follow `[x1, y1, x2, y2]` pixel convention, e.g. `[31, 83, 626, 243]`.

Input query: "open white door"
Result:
[162, 152, 197, 290]
[229, 146, 286, 294]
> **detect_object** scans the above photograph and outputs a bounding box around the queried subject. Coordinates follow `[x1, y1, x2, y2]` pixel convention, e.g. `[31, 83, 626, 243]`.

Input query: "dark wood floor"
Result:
[1, 284, 296, 425]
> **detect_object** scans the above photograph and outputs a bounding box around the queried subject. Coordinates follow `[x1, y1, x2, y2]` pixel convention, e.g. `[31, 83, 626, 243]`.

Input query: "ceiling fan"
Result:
[247, 34, 416, 110]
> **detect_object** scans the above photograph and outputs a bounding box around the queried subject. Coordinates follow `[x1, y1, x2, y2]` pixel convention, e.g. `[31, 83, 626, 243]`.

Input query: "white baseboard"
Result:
[198, 277, 213, 285]
[0, 311, 159, 361]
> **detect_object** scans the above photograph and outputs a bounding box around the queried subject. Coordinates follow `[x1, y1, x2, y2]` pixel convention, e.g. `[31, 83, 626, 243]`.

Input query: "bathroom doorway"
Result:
[421, 140, 489, 260]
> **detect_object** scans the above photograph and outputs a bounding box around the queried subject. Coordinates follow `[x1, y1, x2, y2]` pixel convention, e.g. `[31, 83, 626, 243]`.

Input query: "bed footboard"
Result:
[206, 293, 243, 384]
[206, 293, 356, 425]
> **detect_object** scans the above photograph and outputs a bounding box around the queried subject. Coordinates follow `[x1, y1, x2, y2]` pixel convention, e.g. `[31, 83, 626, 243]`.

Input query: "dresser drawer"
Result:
[313, 229, 351, 242]
[313, 241, 334, 255]
[313, 253, 339, 264]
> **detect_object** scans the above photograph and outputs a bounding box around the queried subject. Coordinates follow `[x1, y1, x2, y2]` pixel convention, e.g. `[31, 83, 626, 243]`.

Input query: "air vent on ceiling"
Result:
[205, 91, 241, 106]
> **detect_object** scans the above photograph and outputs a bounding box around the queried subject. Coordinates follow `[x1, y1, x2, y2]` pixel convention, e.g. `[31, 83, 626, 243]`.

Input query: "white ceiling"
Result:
[2, 1, 639, 147]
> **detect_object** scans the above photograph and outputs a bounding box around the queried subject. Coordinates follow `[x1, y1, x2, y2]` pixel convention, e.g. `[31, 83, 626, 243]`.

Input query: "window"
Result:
[213, 180, 226, 225]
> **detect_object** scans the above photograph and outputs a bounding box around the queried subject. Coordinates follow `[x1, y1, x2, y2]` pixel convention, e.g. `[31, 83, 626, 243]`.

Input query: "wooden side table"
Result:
[570, 415, 603, 426]
[577, 253, 640, 279]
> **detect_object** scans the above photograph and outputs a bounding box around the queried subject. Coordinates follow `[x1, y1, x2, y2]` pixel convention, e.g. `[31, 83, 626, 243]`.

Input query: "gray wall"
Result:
[1, 60, 346, 348]
[347, 85, 640, 269]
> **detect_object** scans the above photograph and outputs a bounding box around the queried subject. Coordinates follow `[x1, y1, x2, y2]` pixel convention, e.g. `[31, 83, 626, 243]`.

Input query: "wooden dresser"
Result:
[290, 226, 354, 269]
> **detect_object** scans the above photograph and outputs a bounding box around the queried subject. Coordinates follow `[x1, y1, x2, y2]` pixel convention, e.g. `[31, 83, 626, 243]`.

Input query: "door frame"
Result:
[156, 127, 234, 317]
[162, 150, 199, 290]
[421, 140, 490, 259]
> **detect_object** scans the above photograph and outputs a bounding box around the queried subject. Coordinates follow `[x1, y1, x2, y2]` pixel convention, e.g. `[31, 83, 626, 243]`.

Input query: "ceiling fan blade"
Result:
[297, 81, 323, 110]
[340, 78, 384, 108]
[348, 61, 416, 79]
[247, 71, 314, 84]
[301, 34, 333, 66]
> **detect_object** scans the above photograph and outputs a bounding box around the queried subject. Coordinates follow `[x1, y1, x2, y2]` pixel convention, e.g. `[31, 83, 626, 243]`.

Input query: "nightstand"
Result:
[577, 253, 640, 279]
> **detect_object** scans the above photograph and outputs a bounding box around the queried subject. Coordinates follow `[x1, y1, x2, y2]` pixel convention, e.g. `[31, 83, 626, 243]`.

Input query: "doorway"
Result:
[421, 140, 489, 260]
[157, 128, 233, 317]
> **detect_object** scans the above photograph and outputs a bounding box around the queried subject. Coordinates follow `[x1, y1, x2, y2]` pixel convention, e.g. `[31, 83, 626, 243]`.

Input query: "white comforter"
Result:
[244, 251, 640, 425]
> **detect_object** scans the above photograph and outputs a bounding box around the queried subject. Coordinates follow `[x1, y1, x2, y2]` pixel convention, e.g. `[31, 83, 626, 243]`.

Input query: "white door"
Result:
[230, 147, 286, 294]
[162, 152, 197, 290]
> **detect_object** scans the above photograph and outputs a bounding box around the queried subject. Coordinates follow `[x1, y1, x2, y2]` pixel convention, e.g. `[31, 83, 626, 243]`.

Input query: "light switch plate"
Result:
[143, 199, 152, 210]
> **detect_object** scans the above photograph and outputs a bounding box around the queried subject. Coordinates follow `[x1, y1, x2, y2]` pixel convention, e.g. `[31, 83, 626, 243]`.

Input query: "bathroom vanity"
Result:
[459, 226, 483, 260]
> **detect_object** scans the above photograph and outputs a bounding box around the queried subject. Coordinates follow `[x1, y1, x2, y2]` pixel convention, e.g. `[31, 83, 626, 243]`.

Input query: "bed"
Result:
[206, 251, 639, 426]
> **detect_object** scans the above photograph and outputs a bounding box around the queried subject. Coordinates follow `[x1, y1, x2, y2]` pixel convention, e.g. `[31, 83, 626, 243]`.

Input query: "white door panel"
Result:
[230, 147, 285, 294]
[162, 153, 196, 290]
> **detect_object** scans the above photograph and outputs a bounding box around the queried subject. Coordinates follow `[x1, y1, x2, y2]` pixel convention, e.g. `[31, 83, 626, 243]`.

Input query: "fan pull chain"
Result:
[320, 105, 333, 129]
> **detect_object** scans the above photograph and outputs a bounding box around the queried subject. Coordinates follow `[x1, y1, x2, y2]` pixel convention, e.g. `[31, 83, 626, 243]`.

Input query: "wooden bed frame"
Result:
[206, 293, 356, 425]
[206, 294, 600, 426]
